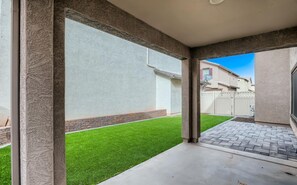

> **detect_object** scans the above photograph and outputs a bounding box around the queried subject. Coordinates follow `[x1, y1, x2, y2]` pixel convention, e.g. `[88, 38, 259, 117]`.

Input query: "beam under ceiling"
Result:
[191, 27, 297, 60]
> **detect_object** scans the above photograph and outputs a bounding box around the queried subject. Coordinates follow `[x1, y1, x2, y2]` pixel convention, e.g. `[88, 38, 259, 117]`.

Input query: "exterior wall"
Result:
[0, 126, 10, 146]
[218, 68, 230, 85]
[171, 79, 181, 114]
[218, 84, 229, 92]
[200, 61, 239, 91]
[200, 62, 219, 89]
[290, 48, 297, 135]
[66, 109, 166, 132]
[238, 78, 254, 92]
[0, 16, 183, 125]
[156, 75, 172, 114]
[148, 49, 181, 75]
[1, 110, 166, 146]
[0, 0, 11, 126]
[255, 49, 291, 124]
[229, 73, 238, 88]
[66, 19, 158, 120]
[237, 79, 249, 92]
[200, 61, 219, 81]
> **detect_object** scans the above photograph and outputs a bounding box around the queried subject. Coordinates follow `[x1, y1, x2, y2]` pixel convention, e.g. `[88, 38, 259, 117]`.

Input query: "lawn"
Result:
[0, 114, 231, 185]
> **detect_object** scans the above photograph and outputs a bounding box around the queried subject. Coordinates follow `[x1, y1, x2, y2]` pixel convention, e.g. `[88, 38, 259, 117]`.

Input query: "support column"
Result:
[182, 59, 200, 143]
[20, 0, 65, 184]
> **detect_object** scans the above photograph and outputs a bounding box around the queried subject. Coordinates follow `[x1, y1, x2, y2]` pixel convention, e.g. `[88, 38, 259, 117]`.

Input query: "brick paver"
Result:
[200, 121, 297, 161]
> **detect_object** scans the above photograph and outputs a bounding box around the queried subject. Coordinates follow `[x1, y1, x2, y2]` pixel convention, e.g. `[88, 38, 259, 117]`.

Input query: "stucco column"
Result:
[20, 0, 66, 184]
[182, 59, 200, 143]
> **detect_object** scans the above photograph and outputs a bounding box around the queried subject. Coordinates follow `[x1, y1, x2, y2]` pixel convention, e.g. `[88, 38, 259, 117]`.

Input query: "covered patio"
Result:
[8, 0, 297, 184]
[99, 144, 297, 185]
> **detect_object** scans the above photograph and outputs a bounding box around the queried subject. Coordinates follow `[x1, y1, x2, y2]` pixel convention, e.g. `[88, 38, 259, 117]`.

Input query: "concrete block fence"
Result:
[0, 109, 167, 146]
[0, 126, 10, 146]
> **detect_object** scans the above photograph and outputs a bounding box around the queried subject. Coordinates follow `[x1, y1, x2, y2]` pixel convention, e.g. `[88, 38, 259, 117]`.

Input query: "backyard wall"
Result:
[255, 49, 291, 124]
[0, 127, 10, 146]
[0, 0, 11, 127]
[0, 109, 166, 146]
[66, 19, 181, 120]
[65, 109, 166, 132]
[201, 91, 255, 116]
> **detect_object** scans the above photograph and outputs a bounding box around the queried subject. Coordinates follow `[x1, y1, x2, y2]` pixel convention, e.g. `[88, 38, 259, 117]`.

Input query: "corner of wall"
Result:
[290, 118, 297, 137]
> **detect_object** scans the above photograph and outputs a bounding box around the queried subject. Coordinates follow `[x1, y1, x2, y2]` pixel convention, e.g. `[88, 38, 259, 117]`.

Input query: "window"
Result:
[202, 68, 212, 81]
[292, 66, 297, 122]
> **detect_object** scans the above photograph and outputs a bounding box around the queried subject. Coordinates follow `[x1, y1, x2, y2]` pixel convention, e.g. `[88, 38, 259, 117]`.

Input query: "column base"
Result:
[183, 138, 199, 143]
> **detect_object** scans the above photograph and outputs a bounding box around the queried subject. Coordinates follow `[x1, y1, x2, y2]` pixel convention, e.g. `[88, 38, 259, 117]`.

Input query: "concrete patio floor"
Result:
[99, 143, 297, 185]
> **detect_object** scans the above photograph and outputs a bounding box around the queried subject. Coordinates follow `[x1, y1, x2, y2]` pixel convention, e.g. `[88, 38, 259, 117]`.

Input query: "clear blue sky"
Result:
[208, 53, 255, 83]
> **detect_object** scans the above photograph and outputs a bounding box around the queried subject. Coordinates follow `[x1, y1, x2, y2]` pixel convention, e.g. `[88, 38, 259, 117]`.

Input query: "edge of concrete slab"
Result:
[66, 114, 180, 135]
[198, 143, 297, 168]
[0, 143, 10, 149]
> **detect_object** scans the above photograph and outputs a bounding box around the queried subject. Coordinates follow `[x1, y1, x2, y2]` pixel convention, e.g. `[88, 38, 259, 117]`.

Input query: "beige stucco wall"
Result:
[200, 61, 239, 91]
[237, 79, 249, 92]
[218, 68, 229, 85]
[237, 78, 254, 92]
[200, 62, 219, 81]
[0, 0, 11, 127]
[255, 49, 291, 124]
[200, 61, 219, 89]
[229, 74, 238, 88]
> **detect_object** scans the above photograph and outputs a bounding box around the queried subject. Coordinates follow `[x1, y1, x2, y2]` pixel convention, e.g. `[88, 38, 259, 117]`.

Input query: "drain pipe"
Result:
[146, 48, 155, 69]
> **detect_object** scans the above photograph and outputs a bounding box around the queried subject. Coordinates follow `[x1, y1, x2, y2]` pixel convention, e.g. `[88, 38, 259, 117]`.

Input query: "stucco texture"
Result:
[255, 49, 291, 124]
[0, 0, 11, 127]
[20, 0, 55, 184]
[66, 19, 182, 120]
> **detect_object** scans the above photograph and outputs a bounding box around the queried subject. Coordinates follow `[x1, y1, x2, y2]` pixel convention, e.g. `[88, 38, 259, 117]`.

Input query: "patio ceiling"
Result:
[108, 0, 297, 47]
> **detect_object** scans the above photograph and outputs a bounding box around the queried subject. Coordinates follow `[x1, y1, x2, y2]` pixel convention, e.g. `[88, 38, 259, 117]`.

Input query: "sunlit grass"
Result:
[0, 114, 231, 185]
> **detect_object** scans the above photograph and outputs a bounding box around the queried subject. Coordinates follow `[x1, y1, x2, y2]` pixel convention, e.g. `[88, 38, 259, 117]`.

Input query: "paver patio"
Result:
[200, 120, 297, 161]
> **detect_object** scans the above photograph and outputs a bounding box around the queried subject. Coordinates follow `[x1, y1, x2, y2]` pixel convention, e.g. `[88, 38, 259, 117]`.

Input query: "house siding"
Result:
[66, 19, 183, 120]
[0, 0, 11, 126]
[200, 61, 239, 92]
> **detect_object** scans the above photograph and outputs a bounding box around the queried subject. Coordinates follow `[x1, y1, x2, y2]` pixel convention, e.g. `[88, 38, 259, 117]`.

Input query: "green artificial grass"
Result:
[0, 146, 11, 185]
[0, 114, 231, 185]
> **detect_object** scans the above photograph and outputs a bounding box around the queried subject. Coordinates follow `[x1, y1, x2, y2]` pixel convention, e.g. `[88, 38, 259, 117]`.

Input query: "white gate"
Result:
[201, 91, 255, 116]
[234, 92, 255, 116]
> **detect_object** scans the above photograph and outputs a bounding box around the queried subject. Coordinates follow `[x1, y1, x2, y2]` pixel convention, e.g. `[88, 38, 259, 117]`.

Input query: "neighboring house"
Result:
[200, 60, 239, 92]
[0, 15, 182, 127]
[66, 19, 182, 119]
[237, 77, 255, 92]
[255, 48, 296, 127]
[0, 0, 11, 127]
[154, 69, 181, 115]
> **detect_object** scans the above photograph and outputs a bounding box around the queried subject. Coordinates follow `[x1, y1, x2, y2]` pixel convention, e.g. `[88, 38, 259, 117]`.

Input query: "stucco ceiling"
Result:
[108, 0, 297, 47]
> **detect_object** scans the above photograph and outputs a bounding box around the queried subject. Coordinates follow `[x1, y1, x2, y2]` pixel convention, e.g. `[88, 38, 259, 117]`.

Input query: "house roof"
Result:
[201, 60, 240, 77]
[108, 0, 297, 47]
[238, 76, 254, 83]
[218, 81, 239, 89]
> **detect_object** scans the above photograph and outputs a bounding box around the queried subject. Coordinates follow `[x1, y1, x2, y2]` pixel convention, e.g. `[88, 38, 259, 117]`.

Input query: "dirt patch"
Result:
[233, 117, 255, 123]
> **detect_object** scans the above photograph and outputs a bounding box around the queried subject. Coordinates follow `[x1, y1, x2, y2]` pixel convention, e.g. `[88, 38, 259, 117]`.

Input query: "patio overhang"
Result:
[191, 26, 297, 59]
[12, 0, 297, 184]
